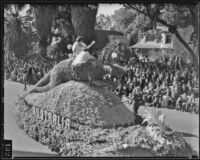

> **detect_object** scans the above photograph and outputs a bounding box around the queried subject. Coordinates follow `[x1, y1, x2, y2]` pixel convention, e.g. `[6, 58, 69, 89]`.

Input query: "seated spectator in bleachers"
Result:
[185, 93, 195, 112]
[127, 82, 134, 97]
[152, 96, 160, 108]
[10, 68, 17, 81]
[187, 82, 193, 95]
[16, 73, 23, 83]
[176, 96, 183, 111]
[162, 90, 172, 109]
[180, 93, 188, 111]
[182, 83, 189, 95]
[115, 84, 123, 98]
[5, 50, 199, 114]
[121, 85, 129, 97]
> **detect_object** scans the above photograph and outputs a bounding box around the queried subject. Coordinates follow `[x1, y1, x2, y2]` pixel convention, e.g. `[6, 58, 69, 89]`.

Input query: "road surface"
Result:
[4, 80, 58, 157]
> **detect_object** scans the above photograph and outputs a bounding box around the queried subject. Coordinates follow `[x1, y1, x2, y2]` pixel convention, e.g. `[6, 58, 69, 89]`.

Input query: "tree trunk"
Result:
[173, 29, 199, 77]
[71, 5, 98, 45]
[32, 5, 56, 58]
[38, 36, 49, 58]
[39, 44, 47, 58]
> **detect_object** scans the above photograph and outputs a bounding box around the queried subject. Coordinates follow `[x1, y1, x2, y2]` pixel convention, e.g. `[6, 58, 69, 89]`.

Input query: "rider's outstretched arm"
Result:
[86, 40, 95, 50]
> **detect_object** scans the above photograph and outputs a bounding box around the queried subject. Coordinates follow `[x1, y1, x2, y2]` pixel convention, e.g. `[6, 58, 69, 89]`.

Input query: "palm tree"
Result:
[4, 4, 31, 58]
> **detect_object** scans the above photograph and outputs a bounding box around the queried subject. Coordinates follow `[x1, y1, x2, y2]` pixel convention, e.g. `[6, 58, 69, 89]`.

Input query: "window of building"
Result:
[166, 35, 172, 43]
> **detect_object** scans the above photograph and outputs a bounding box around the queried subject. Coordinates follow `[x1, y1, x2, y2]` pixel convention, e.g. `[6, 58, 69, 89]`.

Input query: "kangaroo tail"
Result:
[29, 84, 52, 93]
[35, 71, 51, 87]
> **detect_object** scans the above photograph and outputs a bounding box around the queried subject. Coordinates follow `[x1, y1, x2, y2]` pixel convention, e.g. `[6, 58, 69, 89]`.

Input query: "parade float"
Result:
[13, 58, 196, 157]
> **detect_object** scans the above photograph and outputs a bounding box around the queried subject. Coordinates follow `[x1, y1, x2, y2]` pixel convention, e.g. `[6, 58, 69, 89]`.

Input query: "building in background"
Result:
[130, 26, 174, 60]
[130, 25, 195, 63]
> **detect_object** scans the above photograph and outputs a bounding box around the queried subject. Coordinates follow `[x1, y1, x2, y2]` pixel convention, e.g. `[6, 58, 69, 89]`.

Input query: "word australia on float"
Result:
[32, 105, 71, 130]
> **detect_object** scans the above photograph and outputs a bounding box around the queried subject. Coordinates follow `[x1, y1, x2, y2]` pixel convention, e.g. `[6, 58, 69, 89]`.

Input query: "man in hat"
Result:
[71, 38, 96, 66]
[69, 36, 96, 79]
[131, 86, 142, 114]
[72, 36, 95, 57]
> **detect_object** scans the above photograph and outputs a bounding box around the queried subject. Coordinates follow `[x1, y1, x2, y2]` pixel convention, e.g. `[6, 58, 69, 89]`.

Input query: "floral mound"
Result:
[24, 81, 139, 126]
[13, 99, 195, 157]
[13, 81, 196, 157]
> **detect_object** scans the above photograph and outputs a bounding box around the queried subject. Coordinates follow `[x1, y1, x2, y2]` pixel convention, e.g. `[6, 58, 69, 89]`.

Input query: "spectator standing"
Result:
[176, 96, 183, 111]
[131, 87, 142, 114]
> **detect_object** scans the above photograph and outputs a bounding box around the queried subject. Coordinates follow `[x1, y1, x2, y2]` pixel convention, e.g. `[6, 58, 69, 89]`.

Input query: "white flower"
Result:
[158, 137, 165, 145]
[166, 140, 172, 145]
[156, 143, 162, 149]
[158, 114, 166, 122]
[153, 146, 158, 151]
[67, 44, 72, 49]
[122, 143, 128, 149]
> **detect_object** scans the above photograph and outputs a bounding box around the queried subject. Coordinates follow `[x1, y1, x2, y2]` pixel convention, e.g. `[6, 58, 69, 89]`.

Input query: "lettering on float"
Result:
[32, 106, 71, 130]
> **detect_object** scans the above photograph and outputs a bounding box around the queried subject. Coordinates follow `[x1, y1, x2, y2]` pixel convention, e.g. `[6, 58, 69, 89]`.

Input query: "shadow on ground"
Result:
[13, 150, 60, 157]
[178, 131, 199, 138]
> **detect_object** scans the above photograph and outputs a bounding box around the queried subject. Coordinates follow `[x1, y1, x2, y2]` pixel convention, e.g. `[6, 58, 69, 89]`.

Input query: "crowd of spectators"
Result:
[4, 53, 55, 85]
[5, 50, 199, 114]
[104, 54, 199, 114]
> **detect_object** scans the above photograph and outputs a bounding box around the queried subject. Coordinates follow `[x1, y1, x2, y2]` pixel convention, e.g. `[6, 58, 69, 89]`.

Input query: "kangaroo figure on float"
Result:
[29, 36, 128, 93]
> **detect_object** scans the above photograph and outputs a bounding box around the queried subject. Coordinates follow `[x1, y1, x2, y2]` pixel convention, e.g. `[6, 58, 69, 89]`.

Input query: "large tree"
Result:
[31, 5, 56, 58]
[47, 4, 75, 59]
[95, 14, 112, 30]
[47, 4, 99, 59]
[111, 8, 137, 35]
[5, 4, 100, 61]
[53, 5, 75, 41]
[110, 7, 154, 46]
[4, 4, 32, 58]
[161, 4, 199, 59]
[124, 3, 199, 76]
[71, 4, 98, 45]
[39, 4, 99, 59]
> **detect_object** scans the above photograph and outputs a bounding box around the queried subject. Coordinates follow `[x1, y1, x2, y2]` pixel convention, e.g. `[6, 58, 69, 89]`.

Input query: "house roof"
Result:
[130, 42, 173, 49]
[156, 26, 169, 32]
[130, 25, 173, 49]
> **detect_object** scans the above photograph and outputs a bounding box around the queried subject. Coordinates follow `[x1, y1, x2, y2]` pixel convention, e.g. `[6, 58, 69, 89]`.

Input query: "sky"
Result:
[19, 4, 30, 16]
[19, 4, 123, 17]
[97, 3, 123, 16]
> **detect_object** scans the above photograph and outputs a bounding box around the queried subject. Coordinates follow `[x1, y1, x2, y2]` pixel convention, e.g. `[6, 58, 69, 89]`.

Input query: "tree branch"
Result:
[125, 3, 199, 76]
[188, 6, 198, 42]
[125, 4, 174, 29]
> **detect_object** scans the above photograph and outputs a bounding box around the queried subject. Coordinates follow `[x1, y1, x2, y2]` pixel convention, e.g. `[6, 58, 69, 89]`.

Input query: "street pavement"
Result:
[4, 80, 58, 157]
